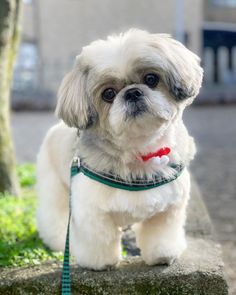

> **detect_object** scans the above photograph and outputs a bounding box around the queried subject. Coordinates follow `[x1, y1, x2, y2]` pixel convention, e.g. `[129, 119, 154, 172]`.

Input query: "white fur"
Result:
[37, 29, 202, 270]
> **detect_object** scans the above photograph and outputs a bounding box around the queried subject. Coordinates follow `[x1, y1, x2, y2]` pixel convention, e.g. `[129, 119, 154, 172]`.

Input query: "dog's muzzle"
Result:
[124, 88, 143, 101]
[124, 87, 147, 118]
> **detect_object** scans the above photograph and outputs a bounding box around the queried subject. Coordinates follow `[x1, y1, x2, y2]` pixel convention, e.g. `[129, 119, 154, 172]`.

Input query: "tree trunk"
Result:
[0, 0, 21, 195]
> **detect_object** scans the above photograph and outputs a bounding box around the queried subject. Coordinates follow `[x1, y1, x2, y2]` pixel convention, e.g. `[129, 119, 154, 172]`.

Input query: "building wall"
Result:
[205, 1, 236, 23]
[20, 0, 204, 96]
[37, 0, 203, 93]
[21, 1, 35, 41]
[184, 0, 203, 55]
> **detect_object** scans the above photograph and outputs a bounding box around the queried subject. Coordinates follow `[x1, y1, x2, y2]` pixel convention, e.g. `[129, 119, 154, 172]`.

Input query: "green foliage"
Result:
[122, 246, 127, 258]
[0, 164, 63, 268]
[0, 163, 128, 269]
[17, 163, 36, 187]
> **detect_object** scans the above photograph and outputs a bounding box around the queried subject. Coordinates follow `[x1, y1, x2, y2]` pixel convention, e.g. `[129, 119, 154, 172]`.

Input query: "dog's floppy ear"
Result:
[55, 59, 97, 129]
[151, 34, 203, 102]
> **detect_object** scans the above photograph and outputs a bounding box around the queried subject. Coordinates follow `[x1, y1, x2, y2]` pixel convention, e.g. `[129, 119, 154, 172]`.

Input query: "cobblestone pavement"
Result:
[11, 106, 236, 294]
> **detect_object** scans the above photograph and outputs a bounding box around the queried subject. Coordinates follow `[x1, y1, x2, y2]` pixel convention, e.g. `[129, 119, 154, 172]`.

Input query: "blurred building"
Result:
[205, 0, 236, 23]
[12, 0, 203, 109]
[202, 0, 236, 103]
[12, 0, 236, 109]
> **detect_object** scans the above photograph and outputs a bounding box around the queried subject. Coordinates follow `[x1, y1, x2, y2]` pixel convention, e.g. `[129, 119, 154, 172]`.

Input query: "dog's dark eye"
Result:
[144, 73, 159, 88]
[102, 88, 117, 103]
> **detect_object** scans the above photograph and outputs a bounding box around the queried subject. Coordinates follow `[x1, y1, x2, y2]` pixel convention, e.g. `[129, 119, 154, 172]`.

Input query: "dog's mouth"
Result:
[125, 100, 148, 119]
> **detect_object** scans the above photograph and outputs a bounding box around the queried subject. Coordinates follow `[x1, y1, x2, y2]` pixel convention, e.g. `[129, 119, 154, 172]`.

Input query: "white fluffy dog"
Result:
[37, 29, 203, 270]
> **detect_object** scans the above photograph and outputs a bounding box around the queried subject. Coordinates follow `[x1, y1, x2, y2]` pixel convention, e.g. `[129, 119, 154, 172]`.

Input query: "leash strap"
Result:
[61, 159, 79, 295]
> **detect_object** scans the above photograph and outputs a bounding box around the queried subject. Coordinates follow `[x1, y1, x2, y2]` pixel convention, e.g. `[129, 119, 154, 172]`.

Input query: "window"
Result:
[12, 42, 39, 91]
[23, 0, 33, 4]
[210, 0, 236, 7]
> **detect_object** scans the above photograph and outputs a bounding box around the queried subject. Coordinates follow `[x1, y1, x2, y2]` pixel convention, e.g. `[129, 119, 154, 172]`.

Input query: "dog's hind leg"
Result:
[36, 172, 69, 251]
[36, 125, 74, 252]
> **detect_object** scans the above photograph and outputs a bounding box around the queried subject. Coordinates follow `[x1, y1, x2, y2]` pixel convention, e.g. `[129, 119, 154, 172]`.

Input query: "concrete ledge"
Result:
[0, 238, 227, 295]
[0, 180, 228, 295]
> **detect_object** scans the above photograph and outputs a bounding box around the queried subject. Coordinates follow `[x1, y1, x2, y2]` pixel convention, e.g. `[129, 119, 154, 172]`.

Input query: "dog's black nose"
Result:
[124, 88, 144, 101]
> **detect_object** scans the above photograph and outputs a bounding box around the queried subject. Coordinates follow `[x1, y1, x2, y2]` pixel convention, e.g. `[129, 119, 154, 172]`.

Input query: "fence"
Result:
[203, 46, 236, 85]
[200, 25, 236, 103]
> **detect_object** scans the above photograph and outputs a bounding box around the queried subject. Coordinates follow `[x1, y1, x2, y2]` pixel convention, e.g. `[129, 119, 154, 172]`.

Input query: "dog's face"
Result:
[56, 29, 203, 144]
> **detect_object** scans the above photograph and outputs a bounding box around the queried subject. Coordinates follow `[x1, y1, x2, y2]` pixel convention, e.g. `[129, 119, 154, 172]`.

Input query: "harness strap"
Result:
[73, 160, 184, 191]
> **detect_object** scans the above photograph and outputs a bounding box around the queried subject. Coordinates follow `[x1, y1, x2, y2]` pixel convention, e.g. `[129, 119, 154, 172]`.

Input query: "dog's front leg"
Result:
[70, 208, 121, 270]
[133, 200, 188, 266]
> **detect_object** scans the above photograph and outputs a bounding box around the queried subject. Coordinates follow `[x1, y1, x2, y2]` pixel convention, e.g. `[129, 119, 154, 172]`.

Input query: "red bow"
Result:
[141, 147, 171, 162]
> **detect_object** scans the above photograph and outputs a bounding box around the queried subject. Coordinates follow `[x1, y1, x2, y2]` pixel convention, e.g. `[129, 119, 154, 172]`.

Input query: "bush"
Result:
[0, 164, 63, 267]
[16, 163, 36, 187]
[0, 163, 127, 268]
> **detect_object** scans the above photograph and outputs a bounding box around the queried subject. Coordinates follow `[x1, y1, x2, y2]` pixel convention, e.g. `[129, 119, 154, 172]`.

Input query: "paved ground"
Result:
[11, 106, 236, 294]
[184, 106, 236, 295]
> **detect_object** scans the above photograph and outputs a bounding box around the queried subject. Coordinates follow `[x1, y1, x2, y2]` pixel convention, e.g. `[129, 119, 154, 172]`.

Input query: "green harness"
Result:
[61, 157, 184, 294]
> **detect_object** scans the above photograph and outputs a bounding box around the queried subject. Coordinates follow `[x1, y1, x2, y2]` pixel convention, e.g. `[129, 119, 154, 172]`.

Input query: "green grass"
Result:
[0, 163, 128, 268]
[0, 164, 63, 268]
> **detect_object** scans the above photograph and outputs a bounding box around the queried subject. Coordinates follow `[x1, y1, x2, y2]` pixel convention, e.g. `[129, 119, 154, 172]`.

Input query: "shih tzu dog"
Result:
[37, 29, 203, 270]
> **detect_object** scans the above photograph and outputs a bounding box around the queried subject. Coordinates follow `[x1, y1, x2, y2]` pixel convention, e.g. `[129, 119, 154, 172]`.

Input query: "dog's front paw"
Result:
[142, 237, 187, 266]
[146, 255, 176, 266]
[73, 242, 121, 271]
[80, 262, 119, 271]
[77, 258, 120, 271]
